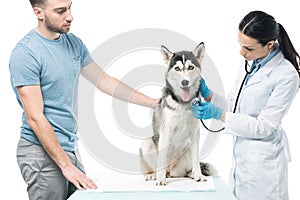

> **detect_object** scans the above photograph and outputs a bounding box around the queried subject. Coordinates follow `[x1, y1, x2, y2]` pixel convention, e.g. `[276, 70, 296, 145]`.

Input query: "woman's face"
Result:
[238, 31, 274, 61]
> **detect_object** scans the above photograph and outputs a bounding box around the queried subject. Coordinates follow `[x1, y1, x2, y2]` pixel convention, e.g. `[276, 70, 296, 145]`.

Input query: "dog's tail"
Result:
[200, 162, 217, 176]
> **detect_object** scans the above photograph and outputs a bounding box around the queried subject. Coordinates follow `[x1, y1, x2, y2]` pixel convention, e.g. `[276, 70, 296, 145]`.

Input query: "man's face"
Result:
[41, 0, 73, 34]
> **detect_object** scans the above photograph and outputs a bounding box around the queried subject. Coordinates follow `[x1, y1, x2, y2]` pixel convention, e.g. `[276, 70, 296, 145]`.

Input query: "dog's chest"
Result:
[163, 104, 199, 146]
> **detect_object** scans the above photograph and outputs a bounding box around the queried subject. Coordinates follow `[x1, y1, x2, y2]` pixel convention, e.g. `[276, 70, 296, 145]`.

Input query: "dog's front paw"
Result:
[155, 169, 167, 185]
[144, 174, 156, 181]
[156, 179, 167, 186]
[193, 173, 207, 182]
[191, 166, 207, 182]
[191, 170, 207, 182]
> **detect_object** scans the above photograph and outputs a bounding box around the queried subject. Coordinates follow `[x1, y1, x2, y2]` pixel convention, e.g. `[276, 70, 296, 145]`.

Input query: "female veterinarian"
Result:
[192, 10, 300, 200]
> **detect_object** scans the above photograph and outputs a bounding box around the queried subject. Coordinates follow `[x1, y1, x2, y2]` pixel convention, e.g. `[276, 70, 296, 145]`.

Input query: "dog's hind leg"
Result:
[168, 154, 193, 178]
[139, 140, 158, 181]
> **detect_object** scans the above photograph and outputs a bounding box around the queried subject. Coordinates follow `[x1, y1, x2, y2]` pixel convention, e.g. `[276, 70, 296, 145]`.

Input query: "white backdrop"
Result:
[1, 0, 299, 199]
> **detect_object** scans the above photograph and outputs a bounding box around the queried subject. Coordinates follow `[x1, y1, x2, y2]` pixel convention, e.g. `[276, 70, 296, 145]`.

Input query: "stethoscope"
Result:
[232, 59, 258, 113]
[192, 56, 269, 133]
[195, 43, 280, 132]
[193, 42, 281, 133]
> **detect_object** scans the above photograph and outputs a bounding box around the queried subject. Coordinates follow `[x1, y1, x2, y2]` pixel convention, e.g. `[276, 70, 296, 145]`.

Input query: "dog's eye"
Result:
[188, 66, 194, 70]
[174, 67, 180, 71]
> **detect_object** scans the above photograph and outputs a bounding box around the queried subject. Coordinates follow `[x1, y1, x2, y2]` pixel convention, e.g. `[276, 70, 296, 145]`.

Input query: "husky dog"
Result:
[139, 42, 214, 186]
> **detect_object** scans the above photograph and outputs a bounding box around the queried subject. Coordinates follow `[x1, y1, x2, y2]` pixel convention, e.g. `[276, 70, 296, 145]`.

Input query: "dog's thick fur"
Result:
[139, 43, 214, 186]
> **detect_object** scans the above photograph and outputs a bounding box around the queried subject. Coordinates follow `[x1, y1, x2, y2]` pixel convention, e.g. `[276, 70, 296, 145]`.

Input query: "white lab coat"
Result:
[223, 51, 299, 200]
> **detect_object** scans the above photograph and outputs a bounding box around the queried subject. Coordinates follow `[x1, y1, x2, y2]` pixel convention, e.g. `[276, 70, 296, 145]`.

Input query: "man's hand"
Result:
[61, 163, 98, 190]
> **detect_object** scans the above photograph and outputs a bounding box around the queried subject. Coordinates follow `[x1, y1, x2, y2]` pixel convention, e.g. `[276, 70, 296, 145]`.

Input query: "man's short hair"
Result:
[29, 0, 47, 7]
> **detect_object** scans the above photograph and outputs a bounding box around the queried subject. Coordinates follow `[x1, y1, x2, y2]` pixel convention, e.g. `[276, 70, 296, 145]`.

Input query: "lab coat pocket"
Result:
[247, 141, 278, 180]
[246, 140, 286, 198]
[248, 141, 276, 160]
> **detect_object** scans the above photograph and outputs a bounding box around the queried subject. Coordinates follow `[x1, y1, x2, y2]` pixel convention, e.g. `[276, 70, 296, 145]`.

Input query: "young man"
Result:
[9, 0, 158, 199]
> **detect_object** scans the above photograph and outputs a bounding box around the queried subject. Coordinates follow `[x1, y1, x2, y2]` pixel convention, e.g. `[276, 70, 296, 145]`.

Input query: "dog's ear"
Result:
[193, 42, 205, 64]
[161, 45, 174, 65]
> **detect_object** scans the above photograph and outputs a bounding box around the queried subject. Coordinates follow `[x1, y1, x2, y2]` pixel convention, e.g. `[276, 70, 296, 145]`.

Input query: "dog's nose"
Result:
[181, 80, 189, 87]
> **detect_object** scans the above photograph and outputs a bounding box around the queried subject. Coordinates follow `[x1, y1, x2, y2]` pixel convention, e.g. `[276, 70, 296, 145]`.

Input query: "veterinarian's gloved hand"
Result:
[192, 102, 222, 120]
[200, 78, 211, 99]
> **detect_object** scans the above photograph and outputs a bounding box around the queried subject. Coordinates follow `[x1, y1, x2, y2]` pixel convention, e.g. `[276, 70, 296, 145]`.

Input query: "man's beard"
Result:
[45, 15, 70, 34]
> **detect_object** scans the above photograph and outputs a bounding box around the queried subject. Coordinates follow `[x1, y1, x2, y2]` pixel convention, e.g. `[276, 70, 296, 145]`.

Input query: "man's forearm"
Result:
[27, 114, 71, 169]
[81, 62, 158, 108]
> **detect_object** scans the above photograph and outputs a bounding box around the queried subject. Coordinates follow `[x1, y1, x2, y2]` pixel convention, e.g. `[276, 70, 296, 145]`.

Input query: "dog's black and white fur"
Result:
[139, 43, 214, 186]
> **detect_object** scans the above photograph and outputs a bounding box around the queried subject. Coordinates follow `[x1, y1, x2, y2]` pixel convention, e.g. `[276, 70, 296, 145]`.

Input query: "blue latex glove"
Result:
[192, 101, 222, 120]
[200, 78, 211, 99]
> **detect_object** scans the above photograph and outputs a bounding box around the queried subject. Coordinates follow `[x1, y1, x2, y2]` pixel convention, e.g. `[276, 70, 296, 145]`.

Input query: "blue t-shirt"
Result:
[9, 30, 93, 152]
